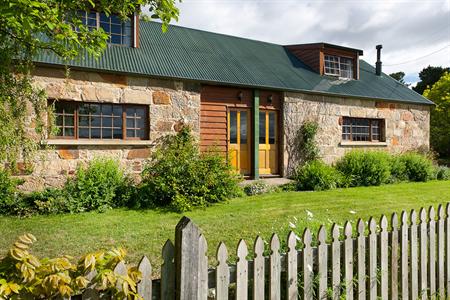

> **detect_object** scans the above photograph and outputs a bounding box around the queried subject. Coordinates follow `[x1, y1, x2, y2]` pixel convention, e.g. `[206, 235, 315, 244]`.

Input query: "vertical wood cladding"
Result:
[200, 85, 281, 153]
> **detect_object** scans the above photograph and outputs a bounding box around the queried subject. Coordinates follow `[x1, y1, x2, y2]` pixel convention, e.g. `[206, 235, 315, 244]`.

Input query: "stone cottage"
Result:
[27, 15, 433, 188]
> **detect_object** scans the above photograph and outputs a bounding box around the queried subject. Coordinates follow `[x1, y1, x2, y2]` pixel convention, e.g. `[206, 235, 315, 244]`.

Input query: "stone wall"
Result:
[283, 92, 431, 176]
[19, 67, 201, 191]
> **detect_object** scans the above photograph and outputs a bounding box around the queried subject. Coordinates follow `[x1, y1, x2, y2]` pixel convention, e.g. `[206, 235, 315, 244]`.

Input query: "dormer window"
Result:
[78, 11, 133, 46]
[324, 55, 354, 79]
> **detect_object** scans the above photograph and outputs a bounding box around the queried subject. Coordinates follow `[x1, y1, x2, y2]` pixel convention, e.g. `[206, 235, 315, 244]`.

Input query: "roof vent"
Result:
[376, 45, 383, 76]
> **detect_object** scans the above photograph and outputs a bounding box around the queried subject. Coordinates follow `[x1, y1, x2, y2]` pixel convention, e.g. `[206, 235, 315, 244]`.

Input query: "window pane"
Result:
[102, 116, 112, 127]
[113, 116, 122, 127]
[91, 116, 101, 127]
[240, 111, 247, 144]
[64, 116, 74, 126]
[113, 105, 122, 116]
[79, 128, 89, 138]
[113, 129, 123, 139]
[111, 24, 121, 34]
[137, 117, 145, 129]
[229, 111, 237, 144]
[100, 12, 109, 22]
[268, 112, 276, 144]
[65, 128, 74, 137]
[79, 104, 90, 114]
[259, 112, 266, 144]
[126, 129, 135, 138]
[56, 115, 63, 127]
[102, 128, 112, 139]
[102, 104, 112, 115]
[126, 118, 135, 128]
[111, 34, 121, 44]
[79, 116, 89, 126]
[135, 107, 146, 117]
[136, 129, 146, 139]
[91, 128, 101, 139]
[90, 104, 100, 114]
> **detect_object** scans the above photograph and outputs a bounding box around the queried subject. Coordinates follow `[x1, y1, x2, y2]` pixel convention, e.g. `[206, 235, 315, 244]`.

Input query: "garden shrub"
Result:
[435, 166, 450, 180]
[294, 160, 343, 191]
[23, 188, 70, 215]
[389, 155, 408, 183]
[243, 180, 271, 196]
[0, 234, 141, 299]
[0, 168, 28, 216]
[136, 126, 241, 212]
[399, 152, 435, 182]
[336, 150, 391, 187]
[297, 121, 320, 163]
[64, 158, 128, 212]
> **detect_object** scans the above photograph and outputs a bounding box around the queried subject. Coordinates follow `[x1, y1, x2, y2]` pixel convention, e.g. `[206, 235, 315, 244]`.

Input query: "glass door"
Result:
[228, 109, 251, 175]
[258, 110, 278, 175]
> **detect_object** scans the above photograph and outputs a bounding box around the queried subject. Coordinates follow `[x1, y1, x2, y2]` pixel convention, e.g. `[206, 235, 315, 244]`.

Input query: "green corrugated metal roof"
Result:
[35, 21, 433, 105]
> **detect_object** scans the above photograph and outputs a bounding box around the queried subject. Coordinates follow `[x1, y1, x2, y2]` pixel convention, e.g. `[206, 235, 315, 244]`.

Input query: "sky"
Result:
[146, 0, 450, 86]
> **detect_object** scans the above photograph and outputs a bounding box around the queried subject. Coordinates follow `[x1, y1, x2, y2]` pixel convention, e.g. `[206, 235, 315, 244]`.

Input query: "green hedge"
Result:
[293, 150, 443, 192]
[294, 160, 345, 191]
[336, 151, 391, 186]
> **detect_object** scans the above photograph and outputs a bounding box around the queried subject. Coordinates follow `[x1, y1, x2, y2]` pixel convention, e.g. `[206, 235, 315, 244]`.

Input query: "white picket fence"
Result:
[72, 203, 450, 299]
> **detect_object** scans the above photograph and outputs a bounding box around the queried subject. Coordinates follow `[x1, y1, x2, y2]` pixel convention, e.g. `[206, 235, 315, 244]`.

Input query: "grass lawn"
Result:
[1, 181, 450, 275]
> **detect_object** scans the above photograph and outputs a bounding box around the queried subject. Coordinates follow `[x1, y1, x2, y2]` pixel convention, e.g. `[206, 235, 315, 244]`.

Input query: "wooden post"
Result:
[252, 89, 260, 179]
[286, 231, 298, 300]
[175, 216, 201, 300]
[332, 224, 342, 300]
[317, 226, 328, 300]
[410, 210, 419, 300]
[380, 216, 389, 299]
[253, 236, 265, 300]
[236, 240, 249, 300]
[390, 213, 399, 300]
[356, 220, 365, 300]
[344, 222, 354, 300]
[419, 208, 428, 300]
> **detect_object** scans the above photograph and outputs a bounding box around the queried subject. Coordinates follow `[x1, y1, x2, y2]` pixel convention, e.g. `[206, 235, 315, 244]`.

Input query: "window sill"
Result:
[339, 141, 388, 147]
[43, 139, 154, 146]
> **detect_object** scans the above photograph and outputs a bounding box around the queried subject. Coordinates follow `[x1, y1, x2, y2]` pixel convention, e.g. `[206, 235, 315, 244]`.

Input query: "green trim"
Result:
[252, 90, 260, 179]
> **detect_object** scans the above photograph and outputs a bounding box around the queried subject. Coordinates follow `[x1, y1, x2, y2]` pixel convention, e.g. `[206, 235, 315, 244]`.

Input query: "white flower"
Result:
[289, 222, 296, 229]
[306, 210, 314, 219]
[349, 210, 356, 214]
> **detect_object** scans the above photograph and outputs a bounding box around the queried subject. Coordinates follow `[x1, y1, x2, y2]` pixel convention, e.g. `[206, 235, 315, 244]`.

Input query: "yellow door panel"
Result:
[258, 110, 279, 175]
[228, 109, 251, 176]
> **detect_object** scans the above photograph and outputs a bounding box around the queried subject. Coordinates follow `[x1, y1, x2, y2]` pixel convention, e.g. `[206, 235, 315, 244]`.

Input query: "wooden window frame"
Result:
[50, 100, 149, 141]
[77, 11, 134, 47]
[342, 117, 385, 142]
[324, 54, 354, 79]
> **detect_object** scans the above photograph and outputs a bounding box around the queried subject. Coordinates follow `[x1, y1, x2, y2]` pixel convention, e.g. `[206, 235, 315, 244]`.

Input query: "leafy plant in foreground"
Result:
[0, 234, 141, 299]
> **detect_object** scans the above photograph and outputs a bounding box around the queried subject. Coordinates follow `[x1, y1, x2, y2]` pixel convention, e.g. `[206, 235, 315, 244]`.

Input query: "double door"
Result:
[228, 109, 278, 176]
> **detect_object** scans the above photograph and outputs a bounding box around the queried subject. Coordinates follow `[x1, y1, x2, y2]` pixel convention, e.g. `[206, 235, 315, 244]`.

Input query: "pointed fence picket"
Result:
[68, 203, 450, 300]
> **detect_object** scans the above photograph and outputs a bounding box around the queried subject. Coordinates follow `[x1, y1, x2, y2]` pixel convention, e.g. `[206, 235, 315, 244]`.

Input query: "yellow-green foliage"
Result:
[0, 234, 142, 299]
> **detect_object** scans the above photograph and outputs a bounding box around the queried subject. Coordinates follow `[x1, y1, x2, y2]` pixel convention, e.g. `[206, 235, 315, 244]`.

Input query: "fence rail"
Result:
[72, 204, 450, 299]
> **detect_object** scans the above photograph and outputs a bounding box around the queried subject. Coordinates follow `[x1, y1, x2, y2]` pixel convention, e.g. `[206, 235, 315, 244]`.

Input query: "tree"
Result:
[413, 66, 450, 95]
[389, 71, 406, 83]
[0, 0, 179, 169]
[423, 72, 450, 157]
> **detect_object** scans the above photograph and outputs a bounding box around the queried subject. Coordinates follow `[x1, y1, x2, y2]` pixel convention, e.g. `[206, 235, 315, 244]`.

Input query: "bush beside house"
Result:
[293, 150, 444, 192]
[0, 127, 242, 216]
